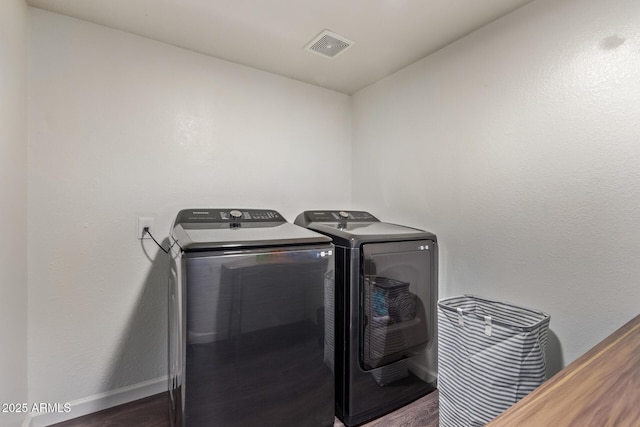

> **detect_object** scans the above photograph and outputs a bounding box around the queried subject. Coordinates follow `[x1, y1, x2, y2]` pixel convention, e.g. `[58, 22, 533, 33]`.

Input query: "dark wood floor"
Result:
[51, 390, 439, 427]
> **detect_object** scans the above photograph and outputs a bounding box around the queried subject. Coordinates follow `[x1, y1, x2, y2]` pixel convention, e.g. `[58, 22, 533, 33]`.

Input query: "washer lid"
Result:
[172, 208, 332, 250]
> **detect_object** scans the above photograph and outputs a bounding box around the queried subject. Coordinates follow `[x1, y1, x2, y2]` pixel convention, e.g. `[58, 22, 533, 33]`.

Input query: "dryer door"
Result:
[361, 240, 435, 370]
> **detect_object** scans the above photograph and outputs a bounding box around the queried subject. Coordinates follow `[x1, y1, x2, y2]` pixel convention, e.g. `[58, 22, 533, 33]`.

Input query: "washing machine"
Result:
[295, 210, 438, 426]
[168, 208, 335, 427]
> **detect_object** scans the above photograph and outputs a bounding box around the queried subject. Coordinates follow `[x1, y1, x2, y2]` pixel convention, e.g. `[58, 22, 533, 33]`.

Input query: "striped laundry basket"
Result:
[438, 295, 550, 427]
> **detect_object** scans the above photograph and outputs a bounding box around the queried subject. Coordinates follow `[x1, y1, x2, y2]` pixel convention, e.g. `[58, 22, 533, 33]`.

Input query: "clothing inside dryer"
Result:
[361, 247, 431, 371]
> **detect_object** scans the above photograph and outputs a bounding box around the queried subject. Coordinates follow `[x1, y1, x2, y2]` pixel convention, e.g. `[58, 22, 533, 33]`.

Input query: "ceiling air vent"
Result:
[304, 30, 355, 59]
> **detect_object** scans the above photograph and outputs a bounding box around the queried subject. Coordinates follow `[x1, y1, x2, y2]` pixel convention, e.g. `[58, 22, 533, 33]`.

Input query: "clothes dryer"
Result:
[295, 210, 437, 426]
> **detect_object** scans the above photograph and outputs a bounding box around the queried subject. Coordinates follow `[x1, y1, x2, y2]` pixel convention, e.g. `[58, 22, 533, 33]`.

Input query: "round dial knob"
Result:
[230, 210, 243, 219]
[339, 211, 350, 219]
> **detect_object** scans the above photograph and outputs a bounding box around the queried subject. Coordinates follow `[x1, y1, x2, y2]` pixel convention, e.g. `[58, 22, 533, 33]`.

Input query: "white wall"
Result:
[353, 0, 640, 373]
[0, 1, 29, 426]
[28, 7, 351, 416]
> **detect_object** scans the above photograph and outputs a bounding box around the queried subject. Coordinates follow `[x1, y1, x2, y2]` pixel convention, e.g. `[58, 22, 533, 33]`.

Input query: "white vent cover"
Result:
[304, 30, 355, 59]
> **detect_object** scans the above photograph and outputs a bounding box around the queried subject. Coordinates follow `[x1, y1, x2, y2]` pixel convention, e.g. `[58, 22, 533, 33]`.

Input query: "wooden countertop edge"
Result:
[487, 312, 640, 426]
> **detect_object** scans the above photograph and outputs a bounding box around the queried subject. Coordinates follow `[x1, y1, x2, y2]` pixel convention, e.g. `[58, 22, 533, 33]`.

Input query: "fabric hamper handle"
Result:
[438, 294, 550, 332]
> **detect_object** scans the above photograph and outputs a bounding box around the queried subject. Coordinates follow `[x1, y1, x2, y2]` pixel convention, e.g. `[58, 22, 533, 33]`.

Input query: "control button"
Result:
[339, 211, 350, 219]
[230, 210, 242, 219]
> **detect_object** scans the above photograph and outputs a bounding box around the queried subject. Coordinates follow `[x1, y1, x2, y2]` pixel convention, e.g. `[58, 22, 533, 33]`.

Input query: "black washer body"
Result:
[169, 209, 335, 427]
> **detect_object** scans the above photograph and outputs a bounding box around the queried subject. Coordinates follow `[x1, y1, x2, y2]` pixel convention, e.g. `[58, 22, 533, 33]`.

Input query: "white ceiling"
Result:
[26, 0, 535, 94]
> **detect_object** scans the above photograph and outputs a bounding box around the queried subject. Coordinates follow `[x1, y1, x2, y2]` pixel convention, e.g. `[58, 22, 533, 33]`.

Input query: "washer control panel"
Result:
[176, 209, 285, 225]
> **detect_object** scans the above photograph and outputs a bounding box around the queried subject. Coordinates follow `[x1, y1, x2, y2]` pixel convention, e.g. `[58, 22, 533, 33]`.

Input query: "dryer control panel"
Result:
[175, 209, 285, 228]
[296, 210, 378, 226]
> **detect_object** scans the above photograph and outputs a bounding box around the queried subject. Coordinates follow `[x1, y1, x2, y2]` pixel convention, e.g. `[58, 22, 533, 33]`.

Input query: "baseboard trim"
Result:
[25, 376, 168, 427]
